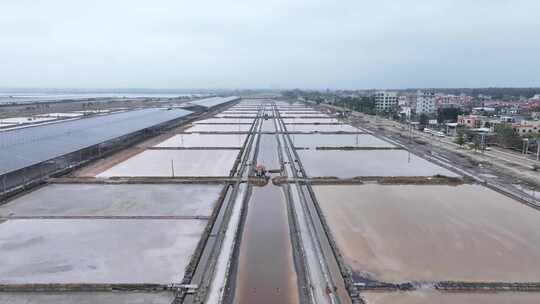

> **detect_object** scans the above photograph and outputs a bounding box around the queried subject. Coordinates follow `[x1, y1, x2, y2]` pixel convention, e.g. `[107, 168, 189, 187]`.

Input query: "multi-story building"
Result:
[415, 90, 436, 114]
[400, 106, 412, 120]
[374, 91, 398, 112]
[458, 114, 500, 130]
[512, 120, 540, 136]
[457, 115, 482, 129]
[477, 94, 492, 101]
[519, 99, 540, 112]
[435, 94, 473, 108]
[500, 115, 517, 123]
[398, 95, 409, 106]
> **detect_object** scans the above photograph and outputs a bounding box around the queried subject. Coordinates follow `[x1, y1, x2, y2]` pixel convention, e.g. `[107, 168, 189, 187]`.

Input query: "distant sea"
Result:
[0, 90, 209, 104]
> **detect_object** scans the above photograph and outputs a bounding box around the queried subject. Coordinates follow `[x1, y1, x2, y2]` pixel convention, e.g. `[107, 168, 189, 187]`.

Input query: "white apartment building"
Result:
[398, 95, 408, 106]
[435, 94, 472, 108]
[415, 90, 436, 114]
[374, 91, 398, 112]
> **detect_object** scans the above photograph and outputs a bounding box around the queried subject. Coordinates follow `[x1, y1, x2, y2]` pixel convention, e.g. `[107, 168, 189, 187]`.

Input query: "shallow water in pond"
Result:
[193, 118, 254, 124]
[234, 115, 298, 304]
[97, 149, 238, 177]
[283, 118, 339, 124]
[185, 124, 252, 132]
[298, 149, 458, 177]
[362, 291, 540, 304]
[290, 133, 395, 148]
[285, 124, 360, 133]
[155, 133, 246, 148]
[314, 184, 540, 283]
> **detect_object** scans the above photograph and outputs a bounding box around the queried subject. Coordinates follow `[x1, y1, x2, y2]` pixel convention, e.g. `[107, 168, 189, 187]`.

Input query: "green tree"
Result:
[494, 124, 522, 149]
[472, 135, 482, 152]
[437, 108, 462, 123]
[419, 113, 429, 126]
[455, 132, 465, 147]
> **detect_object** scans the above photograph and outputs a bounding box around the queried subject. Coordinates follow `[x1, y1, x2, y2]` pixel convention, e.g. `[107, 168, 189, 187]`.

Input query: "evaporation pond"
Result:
[261, 120, 276, 132]
[286, 124, 360, 133]
[314, 184, 540, 282]
[194, 118, 254, 124]
[186, 124, 252, 132]
[229, 107, 260, 110]
[362, 291, 540, 304]
[280, 110, 324, 113]
[282, 118, 339, 124]
[97, 150, 238, 177]
[277, 107, 313, 111]
[290, 134, 395, 148]
[215, 114, 257, 118]
[0, 184, 222, 217]
[234, 185, 298, 304]
[221, 111, 259, 115]
[281, 113, 330, 117]
[298, 150, 458, 177]
[0, 219, 205, 284]
[0, 292, 174, 304]
[156, 134, 246, 148]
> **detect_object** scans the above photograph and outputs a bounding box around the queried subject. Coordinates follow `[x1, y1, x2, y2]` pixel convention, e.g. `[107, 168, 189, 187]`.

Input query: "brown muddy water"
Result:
[234, 120, 299, 304]
[362, 291, 540, 304]
[234, 185, 299, 304]
[314, 184, 540, 283]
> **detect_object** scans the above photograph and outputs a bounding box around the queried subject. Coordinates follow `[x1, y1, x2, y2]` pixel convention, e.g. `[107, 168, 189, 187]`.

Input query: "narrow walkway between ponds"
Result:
[233, 109, 299, 304]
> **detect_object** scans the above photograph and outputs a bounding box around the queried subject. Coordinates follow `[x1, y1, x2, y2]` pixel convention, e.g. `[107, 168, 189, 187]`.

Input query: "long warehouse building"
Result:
[188, 96, 240, 109]
[0, 108, 194, 193]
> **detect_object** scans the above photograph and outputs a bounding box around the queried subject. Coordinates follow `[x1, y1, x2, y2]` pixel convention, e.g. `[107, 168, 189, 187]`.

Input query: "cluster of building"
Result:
[456, 114, 540, 135]
[518, 94, 540, 112]
[373, 91, 540, 137]
[374, 90, 469, 117]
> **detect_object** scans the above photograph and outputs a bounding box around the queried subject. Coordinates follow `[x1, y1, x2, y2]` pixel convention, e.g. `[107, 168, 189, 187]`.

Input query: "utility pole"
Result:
[480, 133, 486, 154]
[523, 138, 529, 157]
[409, 122, 413, 144]
[2, 175, 6, 195]
[537, 137, 540, 161]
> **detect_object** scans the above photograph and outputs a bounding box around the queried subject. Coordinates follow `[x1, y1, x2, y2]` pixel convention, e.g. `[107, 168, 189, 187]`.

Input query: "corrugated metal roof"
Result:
[189, 96, 239, 109]
[0, 108, 192, 175]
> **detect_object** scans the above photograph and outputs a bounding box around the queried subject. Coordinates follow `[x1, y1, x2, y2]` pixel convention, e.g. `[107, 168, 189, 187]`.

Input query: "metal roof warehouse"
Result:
[0, 108, 193, 176]
[189, 96, 240, 109]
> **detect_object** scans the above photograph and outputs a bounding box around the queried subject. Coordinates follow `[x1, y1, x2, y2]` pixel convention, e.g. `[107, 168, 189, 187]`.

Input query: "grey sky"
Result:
[1, 0, 539, 89]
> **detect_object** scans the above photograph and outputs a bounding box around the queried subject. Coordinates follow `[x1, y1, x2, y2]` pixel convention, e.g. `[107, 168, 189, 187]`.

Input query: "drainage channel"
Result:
[179, 105, 263, 304]
[276, 106, 354, 304]
[231, 104, 300, 304]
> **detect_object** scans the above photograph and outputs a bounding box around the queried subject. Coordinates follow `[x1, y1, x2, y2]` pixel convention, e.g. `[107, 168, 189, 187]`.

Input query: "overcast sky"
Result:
[1, 0, 539, 90]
